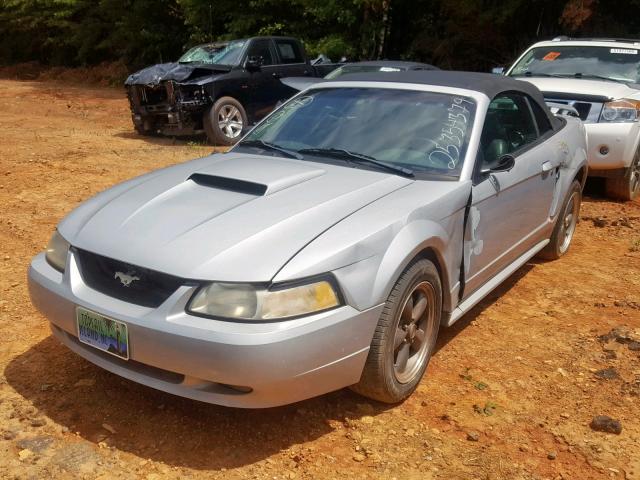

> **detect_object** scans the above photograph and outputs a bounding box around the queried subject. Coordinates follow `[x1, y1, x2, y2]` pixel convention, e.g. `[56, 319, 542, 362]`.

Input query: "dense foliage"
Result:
[1, 0, 640, 72]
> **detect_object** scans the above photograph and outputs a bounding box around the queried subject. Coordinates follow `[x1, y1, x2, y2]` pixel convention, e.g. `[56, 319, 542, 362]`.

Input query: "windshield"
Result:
[179, 40, 245, 65]
[510, 45, 640, 83]
[324, 64, 404, 79]
[237, 88, 477, 178]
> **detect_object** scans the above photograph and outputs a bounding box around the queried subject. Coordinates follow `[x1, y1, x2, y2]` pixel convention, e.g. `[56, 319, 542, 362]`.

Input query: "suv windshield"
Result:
[179, 40, 246, 66]
[236, 87, 476, 178]
[510, 45, 640, 83]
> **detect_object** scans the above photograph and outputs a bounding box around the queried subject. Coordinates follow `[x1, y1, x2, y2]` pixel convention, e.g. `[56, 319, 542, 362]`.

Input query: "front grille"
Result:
[136, 84, 169, 106]
[75, 249, 184, 308]
[544, 92, 607, 123]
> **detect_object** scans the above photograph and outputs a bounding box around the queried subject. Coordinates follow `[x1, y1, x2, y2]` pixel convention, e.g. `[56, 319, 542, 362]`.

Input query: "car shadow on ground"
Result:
[5, 263, 535, 471]
[113, 131, 226, 150]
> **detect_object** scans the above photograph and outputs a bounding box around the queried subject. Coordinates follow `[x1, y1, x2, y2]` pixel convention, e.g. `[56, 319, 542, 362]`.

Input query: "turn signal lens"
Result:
[600, 99, 640, 123]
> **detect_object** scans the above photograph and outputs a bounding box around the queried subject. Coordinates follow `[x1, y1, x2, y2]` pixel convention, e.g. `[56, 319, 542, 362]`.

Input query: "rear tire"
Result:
[350, 258, 441, 403]
[605, 148, 640, 201]
[203, 96, 247, 146]
[538, 180, 581, 260]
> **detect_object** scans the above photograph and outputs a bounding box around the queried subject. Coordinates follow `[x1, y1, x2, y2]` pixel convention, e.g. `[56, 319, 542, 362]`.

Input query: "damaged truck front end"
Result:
[127, 81, 211, 137]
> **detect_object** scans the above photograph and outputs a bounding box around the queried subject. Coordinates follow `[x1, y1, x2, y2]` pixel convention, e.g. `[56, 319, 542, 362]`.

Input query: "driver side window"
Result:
[246, 40, 275, 66]
[480, 93, 538, 169]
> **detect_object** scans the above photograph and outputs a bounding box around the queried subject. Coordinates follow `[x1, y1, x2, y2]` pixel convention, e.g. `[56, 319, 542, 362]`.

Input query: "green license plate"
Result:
[76, 307, 129, 360]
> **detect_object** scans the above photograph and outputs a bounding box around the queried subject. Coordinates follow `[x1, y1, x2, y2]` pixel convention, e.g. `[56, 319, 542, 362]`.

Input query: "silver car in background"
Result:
[29, 72, 587, 407]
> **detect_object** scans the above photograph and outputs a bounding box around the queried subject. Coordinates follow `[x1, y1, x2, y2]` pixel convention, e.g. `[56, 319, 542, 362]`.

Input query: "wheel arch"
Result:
[370, 221, 454, 317]
[574, 165, 588, 190]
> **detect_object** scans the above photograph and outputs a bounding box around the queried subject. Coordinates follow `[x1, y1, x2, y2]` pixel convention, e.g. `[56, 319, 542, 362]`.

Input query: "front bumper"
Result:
[584, 122, 640, 173]
[28, 251, 382, 408]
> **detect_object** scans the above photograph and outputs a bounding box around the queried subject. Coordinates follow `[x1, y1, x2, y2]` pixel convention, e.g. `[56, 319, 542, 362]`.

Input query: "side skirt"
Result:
[444, 239, 549, 327]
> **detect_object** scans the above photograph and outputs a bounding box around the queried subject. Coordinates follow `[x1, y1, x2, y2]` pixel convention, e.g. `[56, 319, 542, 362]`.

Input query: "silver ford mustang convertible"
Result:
[29, 71, 587, 408]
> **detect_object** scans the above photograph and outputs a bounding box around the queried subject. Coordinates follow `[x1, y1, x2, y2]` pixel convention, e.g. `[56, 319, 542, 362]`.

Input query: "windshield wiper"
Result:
[298, 148, 414, 178]
[513, 71, 631, 84]
[239, 139, 302, 159]
[572, 73, 630, 84]
[511, 72, 567, 78]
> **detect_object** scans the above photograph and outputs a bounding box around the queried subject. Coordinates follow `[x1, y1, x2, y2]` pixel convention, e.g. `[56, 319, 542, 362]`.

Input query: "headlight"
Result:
[45, 230, 70, 272]
[599, 99, 640, 123]
[187, 277, 341, 321]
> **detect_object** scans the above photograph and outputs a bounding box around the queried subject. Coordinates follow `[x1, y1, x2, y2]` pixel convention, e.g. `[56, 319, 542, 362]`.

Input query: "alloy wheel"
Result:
[630, 150, 640, 197]
[559, 190, 579, 253]
[393, 281, 437, 384]
[217, 105, 243, 139]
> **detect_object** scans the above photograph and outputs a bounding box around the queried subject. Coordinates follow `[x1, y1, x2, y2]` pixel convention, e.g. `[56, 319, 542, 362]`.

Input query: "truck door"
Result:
[245, 39, 281, 120]
[463, 92, 557, 297]
[272, 38, 313, 100]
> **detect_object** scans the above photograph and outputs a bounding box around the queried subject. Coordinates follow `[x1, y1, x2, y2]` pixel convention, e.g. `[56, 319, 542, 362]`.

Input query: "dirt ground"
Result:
[0, 79, 639, 480]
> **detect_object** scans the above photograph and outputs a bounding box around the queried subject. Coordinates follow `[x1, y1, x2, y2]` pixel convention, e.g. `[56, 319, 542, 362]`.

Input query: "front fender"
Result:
[330, 217, 460, 314]
[371, 221, 451, 309]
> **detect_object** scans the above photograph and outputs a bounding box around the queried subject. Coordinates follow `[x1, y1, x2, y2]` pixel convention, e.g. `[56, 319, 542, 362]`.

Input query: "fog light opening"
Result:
[599, 145, 610, 155]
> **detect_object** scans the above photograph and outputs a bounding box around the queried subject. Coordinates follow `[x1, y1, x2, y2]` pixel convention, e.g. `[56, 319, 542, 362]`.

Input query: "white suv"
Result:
[506, 37, 640, 200]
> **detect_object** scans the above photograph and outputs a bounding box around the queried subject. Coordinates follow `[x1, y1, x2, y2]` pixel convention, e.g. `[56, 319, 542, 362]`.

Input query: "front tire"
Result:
[605, 148, 640, 201]
[351, 259, 441, 403]
[203, 96, 247, 146]
[538, 179, 581, 260]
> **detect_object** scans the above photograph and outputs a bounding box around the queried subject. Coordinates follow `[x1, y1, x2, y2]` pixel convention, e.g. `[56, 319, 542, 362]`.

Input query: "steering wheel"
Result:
[509, 130, 526, 150]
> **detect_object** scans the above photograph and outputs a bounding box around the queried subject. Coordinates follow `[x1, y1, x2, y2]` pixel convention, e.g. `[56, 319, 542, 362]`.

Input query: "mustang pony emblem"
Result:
[114, 271, 140, 287]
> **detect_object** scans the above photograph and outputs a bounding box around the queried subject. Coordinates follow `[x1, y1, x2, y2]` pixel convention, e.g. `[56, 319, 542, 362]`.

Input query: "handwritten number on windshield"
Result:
[428, 97, 472, 170]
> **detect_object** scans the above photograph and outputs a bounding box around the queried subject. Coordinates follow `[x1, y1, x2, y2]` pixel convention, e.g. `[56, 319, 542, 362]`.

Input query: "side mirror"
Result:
[246, 56, 263, 70]
[491, 67, 505, 75]
[481, 154, 515, 175]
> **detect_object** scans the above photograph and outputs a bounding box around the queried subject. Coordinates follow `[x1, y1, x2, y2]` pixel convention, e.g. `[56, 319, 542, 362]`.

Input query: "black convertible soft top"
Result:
[325, 70, 562, 129]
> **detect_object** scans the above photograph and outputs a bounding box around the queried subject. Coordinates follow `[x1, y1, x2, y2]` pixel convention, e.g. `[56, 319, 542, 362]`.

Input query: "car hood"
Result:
[59, 153, 413, 282]
[124, 62, 232, 86]
[514, 76, 639, 100]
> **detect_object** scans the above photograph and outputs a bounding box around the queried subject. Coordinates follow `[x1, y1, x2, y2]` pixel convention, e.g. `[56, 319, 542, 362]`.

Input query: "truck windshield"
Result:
[510, 45, 640, 83]
[179, 40, 246, 66]
[237, 88, 476, 178]
[178, 44, 227, 64]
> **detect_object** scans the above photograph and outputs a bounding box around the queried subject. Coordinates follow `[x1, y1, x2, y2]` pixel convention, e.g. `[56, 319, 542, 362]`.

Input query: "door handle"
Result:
[272, 72, 282, 79]
[542, 161, 559, 172]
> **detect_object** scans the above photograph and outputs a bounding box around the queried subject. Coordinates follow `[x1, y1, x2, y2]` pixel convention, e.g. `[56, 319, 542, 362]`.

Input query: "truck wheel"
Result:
[538, 180, 581, 260]
[350, 258, 441, 404]
[605, 148, 640, 201]
[203, 97, 247, 146]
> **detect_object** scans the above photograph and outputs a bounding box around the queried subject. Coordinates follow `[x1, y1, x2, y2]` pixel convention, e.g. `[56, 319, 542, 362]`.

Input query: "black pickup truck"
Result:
[125, 36, 340, 145]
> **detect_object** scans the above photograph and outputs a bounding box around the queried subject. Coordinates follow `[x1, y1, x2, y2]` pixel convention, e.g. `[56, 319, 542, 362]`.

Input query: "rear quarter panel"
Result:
[553, 116, 589, 213]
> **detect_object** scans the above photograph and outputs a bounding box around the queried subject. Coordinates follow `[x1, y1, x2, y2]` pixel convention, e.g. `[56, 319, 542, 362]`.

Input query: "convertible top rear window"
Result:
[240, 87, 477, 178]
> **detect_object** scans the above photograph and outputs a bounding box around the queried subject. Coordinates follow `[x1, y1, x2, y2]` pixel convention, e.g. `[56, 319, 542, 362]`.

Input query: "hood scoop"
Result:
[189, 173, 267, 196]
[192, 156, 326, 195]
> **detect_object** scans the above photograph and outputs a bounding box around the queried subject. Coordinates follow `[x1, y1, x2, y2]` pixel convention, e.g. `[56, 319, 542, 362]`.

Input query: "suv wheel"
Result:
[203, 96, 247, 146]
[605, 147, 640, 201]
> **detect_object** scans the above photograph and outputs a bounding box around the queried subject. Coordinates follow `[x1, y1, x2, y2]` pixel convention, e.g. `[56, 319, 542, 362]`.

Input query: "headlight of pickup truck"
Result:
[187, 277, 341, 320]
[599, 99, 640, 123]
